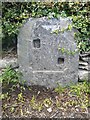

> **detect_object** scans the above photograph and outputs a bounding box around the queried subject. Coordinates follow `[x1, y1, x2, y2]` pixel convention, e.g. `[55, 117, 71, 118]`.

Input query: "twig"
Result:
[50, 110, 59, 118]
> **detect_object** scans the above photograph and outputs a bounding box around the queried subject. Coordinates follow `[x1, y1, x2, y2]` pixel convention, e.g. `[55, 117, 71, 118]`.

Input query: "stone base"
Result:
[20, 68, 78, 88]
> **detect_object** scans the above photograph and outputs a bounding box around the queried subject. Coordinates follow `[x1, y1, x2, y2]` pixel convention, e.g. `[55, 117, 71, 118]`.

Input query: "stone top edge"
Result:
[18, 16, 77, 42]
[18, 16, 73, 32]
[28, 16, 72, 20]
[28, 16, 72, 24]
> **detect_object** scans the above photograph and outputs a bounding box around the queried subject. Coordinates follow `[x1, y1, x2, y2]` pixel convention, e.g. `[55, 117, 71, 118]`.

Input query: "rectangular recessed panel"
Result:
[33, 39, 40, 48]
[58, 57, 64, 64]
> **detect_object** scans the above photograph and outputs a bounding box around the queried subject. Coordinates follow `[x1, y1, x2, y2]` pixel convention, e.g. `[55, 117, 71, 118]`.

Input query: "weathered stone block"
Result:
[18, 17, 79, 88]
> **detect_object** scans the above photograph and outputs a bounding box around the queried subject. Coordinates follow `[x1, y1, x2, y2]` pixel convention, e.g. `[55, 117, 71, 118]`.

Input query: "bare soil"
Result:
[2, 84, 89, 118]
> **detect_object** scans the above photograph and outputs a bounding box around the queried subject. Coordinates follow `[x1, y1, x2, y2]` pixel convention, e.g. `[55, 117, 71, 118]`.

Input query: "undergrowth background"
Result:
[2, 2, 90, 53]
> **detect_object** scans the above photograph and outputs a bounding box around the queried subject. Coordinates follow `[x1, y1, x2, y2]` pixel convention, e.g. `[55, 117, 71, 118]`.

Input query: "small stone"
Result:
[37, 91, 40, 95]
[26, 110, 30, 114]
[76, 108, 79, 112]
[47, 108, 52, 113]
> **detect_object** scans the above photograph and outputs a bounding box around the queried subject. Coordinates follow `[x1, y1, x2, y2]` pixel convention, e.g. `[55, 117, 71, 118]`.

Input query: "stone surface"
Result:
[79, 61, 88, 70]
[0, 57, 17, 69]
[18, 17, 79, 88]
[78, 69, 88, 81]
[0, 56, 88, 82]
[78, 52, 89, 81]
[0, 57, 18, 75]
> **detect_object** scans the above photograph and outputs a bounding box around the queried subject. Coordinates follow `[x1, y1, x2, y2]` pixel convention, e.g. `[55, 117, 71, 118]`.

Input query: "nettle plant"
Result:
[72, 14, 90, 53]
[0, 66, 21, 85]
[58, 47, 79, 56]
[52, 25, 79, 55]
[0, 66, 23, 93]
